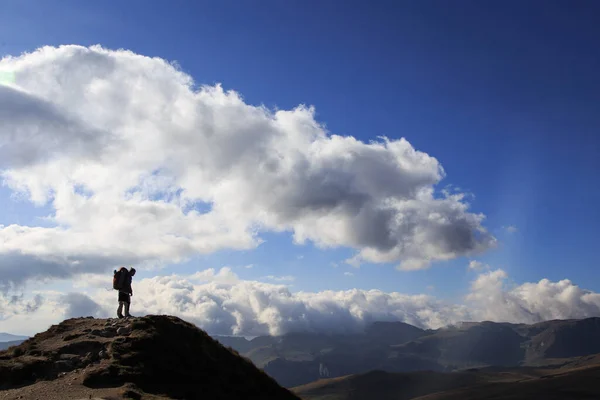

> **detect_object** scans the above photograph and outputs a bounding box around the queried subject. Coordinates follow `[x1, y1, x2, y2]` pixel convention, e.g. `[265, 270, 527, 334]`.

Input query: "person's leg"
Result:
[124, 294, 132, 317]
[117, 292, 127, 318]
[124, 301, 131, 317]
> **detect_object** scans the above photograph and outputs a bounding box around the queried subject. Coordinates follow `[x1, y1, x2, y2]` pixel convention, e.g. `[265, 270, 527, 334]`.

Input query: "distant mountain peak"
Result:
[0, 332, 29, 342]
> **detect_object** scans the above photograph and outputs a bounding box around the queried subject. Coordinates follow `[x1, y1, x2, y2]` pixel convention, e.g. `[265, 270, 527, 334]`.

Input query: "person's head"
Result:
[130, 267, 136, 276]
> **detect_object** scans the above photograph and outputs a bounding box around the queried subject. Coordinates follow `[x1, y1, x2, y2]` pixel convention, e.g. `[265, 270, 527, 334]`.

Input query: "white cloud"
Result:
[72, 273, 113, 289]
[505, 225, 518, 233]
[87, 268, 471, 336]
[60, 292, 106, 319]
[0, 44, 495, 288]
[3, 266, 600, 337]
[0, 292, 43, 317]
[465, 269, 600, 324]
[468, 260, 490, 270]
[189, 267, 240, 284]
[0, 289, 105, 335]
[344, 272, 354, 277]
[0, 297, 61, 336]
[262, 275, 296, 282]
[95, 268, 600, 335]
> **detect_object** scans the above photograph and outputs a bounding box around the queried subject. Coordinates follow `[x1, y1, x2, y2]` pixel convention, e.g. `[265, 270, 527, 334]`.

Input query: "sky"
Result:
[1, 0, 600, 336]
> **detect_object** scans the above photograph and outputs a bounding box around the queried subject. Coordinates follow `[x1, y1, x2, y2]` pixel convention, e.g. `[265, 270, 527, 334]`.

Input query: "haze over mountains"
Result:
[214, 317, 600, 388]
[0, 333, 29, 351]
[4, 314, 600, 399]
[0, 333, 29, 342]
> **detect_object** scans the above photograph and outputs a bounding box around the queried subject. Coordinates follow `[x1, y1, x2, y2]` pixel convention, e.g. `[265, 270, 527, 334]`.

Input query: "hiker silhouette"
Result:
[113, 267, 136, 318]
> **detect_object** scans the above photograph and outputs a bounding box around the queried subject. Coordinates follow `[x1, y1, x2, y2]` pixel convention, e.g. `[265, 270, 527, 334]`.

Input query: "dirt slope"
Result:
[0, 315, 299, 400]
[412, 364, 600, 400]
[293, 363, 600, 400]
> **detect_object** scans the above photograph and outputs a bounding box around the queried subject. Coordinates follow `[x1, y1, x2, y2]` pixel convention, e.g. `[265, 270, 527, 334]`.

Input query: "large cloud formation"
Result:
[102, 268, 600, 335]
[3, 266, 600, 336]
[466, 269, 600, 324]
[0, 44, 495, 286]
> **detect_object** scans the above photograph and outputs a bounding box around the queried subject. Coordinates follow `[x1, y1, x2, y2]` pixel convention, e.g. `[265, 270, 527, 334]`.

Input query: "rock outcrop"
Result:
[0, 315, 299, 399]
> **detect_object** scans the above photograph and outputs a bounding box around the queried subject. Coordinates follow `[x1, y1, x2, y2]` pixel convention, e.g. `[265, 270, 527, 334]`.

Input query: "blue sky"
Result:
[1, 0, 600, 304]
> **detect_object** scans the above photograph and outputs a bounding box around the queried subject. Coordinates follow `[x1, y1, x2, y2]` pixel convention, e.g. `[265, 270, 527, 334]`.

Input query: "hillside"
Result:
[293, 370, 483, 400]
[412, 364, 600, 400]
[293, 363, 600, 400]
[214, 317, 600, 388]
[0, 315, 299, 400]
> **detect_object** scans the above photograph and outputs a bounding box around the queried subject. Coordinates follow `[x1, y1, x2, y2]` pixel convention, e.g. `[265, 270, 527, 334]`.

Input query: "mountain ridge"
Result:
[0, 315, 299, 400]
[0, 340, 25, 351]
[0, 333, 29, 342]
[213, 317, 600, 388]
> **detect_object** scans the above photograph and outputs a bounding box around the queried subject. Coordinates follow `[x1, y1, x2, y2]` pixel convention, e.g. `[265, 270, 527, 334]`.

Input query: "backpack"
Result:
[113, 267, 129, 291]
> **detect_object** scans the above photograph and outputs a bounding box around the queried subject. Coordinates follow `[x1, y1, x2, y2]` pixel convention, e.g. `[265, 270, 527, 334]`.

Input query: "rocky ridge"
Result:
[0, 315, 299, 400]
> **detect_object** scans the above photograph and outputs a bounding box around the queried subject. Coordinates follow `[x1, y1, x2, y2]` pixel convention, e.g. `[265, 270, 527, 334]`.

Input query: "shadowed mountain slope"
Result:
[293, 364, 600, 400]
[215, 317, 600, 388]
[0, 315, 299, 400]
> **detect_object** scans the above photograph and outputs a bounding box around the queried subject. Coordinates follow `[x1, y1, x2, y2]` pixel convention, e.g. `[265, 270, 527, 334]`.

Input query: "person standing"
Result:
[115, 267, 136, 318]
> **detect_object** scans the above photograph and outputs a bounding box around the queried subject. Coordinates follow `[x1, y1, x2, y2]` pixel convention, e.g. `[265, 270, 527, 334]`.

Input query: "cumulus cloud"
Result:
[466, 269, 600, 324]
[188, 267, 240, 284]
[60, 292, 106, 319]
[262, 275, 296, 282]
[0, 292, 43, 317]
[0, 85, 112, 169]
[3, 267, 600, 336]
[0, 294, 61, 335]
[119, 268, 600, 335]
[0, 289, 95, 335]
[82, 267, 600, 336]
[85, 268, 471, 335]
[468, 260, 490, 270]
[0, 251, 124, 291]
[0, 44, 495, 288]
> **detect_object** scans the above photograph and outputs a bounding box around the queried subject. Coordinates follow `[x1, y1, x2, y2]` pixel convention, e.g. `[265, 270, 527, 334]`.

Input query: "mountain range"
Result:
[0, 341, 26, 351]
[213, 317, 600, 388]
[0, 333, 29, 351]
[0, 333, 29, 343]
[4, 316, 600, 399]
[293, 360, 600, 400]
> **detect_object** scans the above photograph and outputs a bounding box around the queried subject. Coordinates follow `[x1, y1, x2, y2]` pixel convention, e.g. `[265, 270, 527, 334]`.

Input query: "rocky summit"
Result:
[0, 315, 299, 400]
